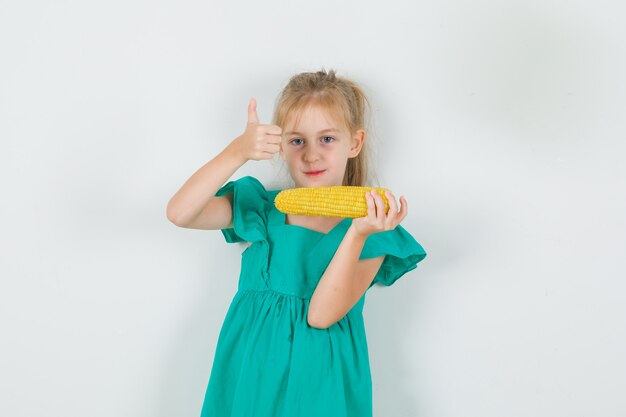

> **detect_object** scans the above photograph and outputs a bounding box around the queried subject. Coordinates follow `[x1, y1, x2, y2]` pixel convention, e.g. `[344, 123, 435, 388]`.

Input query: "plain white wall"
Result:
[1, 0, 624, 416]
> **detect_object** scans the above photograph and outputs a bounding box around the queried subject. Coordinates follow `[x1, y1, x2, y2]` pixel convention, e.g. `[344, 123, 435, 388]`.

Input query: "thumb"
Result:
[247, 97, 260, 125]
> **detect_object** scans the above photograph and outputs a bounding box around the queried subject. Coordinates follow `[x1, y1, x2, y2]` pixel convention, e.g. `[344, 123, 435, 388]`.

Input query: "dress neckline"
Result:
[282, 212, 350, 235]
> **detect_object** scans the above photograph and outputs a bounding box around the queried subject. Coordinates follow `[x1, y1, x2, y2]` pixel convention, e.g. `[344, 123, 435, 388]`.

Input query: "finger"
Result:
[265, 124, 283, 135]
[371, 190, 385, 223]
[398, 196, 408, 222]
[365, 190, 376, 219]
[247, 97, 260, 125]
[265, 133, 283, 144]
[385, 191, 398, 220]
[264, 142, 281, 154]
[383, 191, 397, 230]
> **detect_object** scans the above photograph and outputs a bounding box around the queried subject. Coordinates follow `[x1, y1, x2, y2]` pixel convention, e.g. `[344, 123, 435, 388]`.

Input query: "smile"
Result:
[304, 170, 325, 176]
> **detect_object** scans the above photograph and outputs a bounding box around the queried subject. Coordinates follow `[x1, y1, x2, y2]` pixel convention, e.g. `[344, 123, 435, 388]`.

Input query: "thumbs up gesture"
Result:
[231, 98, 283, 162]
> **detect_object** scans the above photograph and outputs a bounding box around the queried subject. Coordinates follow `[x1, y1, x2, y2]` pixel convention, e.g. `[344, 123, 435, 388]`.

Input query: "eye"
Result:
[322, 136, 335, 143]
[290, 138, 304, 145]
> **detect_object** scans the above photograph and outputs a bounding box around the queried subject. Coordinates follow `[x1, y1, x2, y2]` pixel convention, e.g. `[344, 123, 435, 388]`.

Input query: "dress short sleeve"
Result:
[214, 175, 269, 244]
[359, 224, 427, 288]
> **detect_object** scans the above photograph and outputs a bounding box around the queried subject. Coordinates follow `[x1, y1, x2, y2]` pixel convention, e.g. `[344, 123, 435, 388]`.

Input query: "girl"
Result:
[167, 69, 427, 417]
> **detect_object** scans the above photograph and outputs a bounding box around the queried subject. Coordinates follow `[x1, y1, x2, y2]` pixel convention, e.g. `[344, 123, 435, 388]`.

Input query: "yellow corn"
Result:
[274, 186, 391, 218]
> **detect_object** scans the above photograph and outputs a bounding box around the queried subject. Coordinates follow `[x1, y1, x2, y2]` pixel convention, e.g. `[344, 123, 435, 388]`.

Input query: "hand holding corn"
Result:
[274, 185, 408, 237]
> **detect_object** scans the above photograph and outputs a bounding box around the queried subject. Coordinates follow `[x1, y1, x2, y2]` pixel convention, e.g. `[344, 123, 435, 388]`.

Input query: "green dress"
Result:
[200, 176, 427, 417]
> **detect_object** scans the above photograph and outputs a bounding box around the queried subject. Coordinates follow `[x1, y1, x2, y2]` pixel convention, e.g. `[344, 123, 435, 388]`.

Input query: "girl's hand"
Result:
[229, 98, 283, 162]
[350, 190, 408, 238]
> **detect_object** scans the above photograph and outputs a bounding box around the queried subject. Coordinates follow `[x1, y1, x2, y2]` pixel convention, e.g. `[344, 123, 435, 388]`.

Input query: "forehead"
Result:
[284, 103, 346, 132]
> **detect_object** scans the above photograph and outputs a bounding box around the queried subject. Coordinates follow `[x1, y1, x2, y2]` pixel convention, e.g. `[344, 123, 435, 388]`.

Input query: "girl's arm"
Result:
[166, 98, 282, 228]
[308, 189, 406, 329]
[307, 227, 385, 329]
[166, 145, 247, 228]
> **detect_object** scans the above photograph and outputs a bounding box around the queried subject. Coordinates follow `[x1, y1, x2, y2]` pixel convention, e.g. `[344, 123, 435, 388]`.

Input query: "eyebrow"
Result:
[284, 128, 340, 136]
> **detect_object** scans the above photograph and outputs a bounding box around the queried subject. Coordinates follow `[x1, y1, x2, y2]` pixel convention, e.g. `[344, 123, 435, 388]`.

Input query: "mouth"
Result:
[304, 169, 326, 176]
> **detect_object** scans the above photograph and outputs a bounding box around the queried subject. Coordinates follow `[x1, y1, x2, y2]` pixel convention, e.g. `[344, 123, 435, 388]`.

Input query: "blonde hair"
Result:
[271, 68, 378, 187]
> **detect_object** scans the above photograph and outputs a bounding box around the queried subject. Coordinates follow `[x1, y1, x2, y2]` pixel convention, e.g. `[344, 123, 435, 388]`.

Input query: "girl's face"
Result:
[279, 104, 365, 188]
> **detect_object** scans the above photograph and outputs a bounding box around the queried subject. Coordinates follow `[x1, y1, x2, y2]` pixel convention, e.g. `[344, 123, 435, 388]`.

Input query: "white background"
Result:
[1, 0, 625, 416]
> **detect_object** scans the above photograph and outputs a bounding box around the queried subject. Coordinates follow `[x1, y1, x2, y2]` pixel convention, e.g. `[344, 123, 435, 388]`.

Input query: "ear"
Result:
[349, 129, 366, 157]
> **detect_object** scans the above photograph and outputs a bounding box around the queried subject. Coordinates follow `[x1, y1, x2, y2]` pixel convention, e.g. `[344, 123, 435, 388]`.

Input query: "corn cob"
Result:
[274, 186, 391, 218]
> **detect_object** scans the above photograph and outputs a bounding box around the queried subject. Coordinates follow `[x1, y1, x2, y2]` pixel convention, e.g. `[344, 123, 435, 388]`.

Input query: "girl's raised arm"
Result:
[166, 147, 245, 229]
[166, 98, 282, 229]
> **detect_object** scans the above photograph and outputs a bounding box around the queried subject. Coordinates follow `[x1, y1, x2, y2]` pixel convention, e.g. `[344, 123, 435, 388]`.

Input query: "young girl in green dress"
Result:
[167, 68, 427, 417]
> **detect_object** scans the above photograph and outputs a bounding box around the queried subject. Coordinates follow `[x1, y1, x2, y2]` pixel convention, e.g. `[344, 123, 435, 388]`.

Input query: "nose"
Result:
[303, 145, 320, 162]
